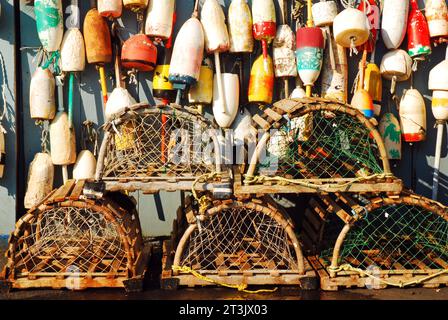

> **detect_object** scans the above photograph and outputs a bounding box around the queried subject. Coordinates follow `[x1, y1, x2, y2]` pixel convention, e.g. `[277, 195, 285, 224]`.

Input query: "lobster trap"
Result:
[161, 196, 317, 290]
[94, 103, 230, 195]
[235, 98, 402, 195]
[1, 180, 149, 292]
[304, 191, 448, 290]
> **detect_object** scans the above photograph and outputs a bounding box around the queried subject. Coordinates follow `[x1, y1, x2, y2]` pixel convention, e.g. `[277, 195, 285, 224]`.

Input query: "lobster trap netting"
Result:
[97, 103, 221, 180]
[320, 193, 448, 274]
[2, 183, 145, 290]
[173, 198, 304, 275]
[259, 105, 384, 180]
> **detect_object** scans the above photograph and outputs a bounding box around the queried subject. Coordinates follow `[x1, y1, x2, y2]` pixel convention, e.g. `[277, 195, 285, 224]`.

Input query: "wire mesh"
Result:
[320, 199, 448, 272]
[101, 107, 217, 179]
[179, 204, 300, 272]
[11, 206, 128, 277]
[259, 107, 383, 179]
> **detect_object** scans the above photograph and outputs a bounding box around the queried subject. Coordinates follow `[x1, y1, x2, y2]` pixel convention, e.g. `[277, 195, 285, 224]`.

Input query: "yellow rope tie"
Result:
[172, 265, 278, 294]
[243, 173, 394, 190]
[329, 264, 448, 288]
[191, 172, 222, 214]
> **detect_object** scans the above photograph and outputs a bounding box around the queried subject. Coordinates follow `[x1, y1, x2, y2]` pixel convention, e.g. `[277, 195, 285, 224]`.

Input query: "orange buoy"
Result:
[351, 49, 374, 118]
[83, 8, 112, 64]
[121, 34, 157, 72]
[248, 54, 274, 104]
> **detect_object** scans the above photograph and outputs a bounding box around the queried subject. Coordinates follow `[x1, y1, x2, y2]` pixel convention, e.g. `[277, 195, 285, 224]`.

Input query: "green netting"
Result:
[259, 108, 383, 179]
[320, 203, 448, 271]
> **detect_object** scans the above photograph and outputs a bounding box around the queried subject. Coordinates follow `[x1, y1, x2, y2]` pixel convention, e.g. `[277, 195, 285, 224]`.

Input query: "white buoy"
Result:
[24, 152, 54, 209]
[73, 149, 97, 180]
[30, 67, 56, 120]
[145, 0, 175, 39]
[399, 88, 426, 143]
[60, 28, 86, 72]
[381, 0, 409, 49]
[228, 0, 254, 53]
[98, 0, 122, 18]
[105, 88, 136, 121]
[273, 25, 297, 78]
[333, 8, 369, 50]
[49, 111, 77, 165]
[312, 0, 338, 27]
[212, 73, 239, 128]
[232, 108, 257, 145]
[425, 0, 448, 39]
[380, 49, 412, 94]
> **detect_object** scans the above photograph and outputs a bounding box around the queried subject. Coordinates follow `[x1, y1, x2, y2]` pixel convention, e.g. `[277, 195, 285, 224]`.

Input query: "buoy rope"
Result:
[171, 265, 278, 294]
[328, 264, 448, 288]
[243, 172, 394, 190]
[40, 122, 50, 154]
[191, 172, 222, 214]
[0, 51, 7, 134]
[41, 50, 61, 76]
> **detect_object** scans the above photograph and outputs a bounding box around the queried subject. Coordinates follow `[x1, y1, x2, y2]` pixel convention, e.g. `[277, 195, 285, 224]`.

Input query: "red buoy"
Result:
[407, 0, 431, 58]
[121, 34, 157, 72]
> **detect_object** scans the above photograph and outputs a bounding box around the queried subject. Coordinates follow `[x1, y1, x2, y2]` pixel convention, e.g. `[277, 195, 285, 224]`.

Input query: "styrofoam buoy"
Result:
[49, 112, 76, 165]
[428, 51, 448, 91]
[379, 113, 402, 160]
[290, 85, 306, 98]
[24, 152, 54, 209]
[321, 34, 347, 102]
[73, 150, 97, 180]
[98, 0, 122, 18]
[333, 8, 369, 50]
[30, 67, 56, 120]
[380, 49, 412, 94]
[201, 0, 230, 53]
[399, 88, 426, 142]
[407, 0, 431, 58]
[312, 0, 338, 27]
[228, 0, 254, 53]
[425, 0, 448, 40]
[105, 88, 137, 121]
[145, 0, 175, 40]
[169, 17, 204, 86]
[248, 54, 274, 104]
[273, 25, 297, 78]
[34, 0, 63, 51]
[381, 0, 409, 49]
[60, 28, 86, 72]
[296, 27, 324, 87]
[213, 73, 239, 128]
[431, 90, 448, 120]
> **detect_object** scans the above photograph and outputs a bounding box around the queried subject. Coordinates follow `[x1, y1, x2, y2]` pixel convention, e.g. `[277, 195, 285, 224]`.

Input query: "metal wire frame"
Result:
[321, 192, 448, 277]
[244, 98, 393, 188]
[95, 103, 223, 186]
[173, 198, 305, 276]
[2, 193, 144, 289]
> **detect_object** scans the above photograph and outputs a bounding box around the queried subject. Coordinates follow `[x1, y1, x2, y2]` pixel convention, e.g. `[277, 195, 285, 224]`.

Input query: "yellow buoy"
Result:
[248, 54, 274, 104]
[188, 59, 214, 110]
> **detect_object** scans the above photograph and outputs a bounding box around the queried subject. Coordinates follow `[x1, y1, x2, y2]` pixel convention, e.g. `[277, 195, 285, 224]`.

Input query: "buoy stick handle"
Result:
[98, 66, 108, 107]
[358, 48, 367, 91]
[306, 0, 314, 27]
[284, 78, 289, 98]
[161, 113, 167, 163]
[62, 165, 68, 184]
[305, 85, 312, 97]
[67, 72, 74, 128]
[278, 0, 286, 25]
[432, 122, 445, 200]
[214, 51, 227, 114]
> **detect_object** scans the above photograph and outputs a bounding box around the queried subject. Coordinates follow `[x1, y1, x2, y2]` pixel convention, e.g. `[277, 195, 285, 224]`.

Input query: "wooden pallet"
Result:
[160, 240, 318, 290]
[308, 255, 448, 291]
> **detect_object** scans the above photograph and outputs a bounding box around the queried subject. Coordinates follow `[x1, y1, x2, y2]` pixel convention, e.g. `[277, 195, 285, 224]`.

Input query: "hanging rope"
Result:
[0, 52, 7, 135]
[172, 265, 278, 294]
[39, 120, 50, 154]
[41, 50, 61, 75]
[191, 172, 221, 214]
[82, 120, 99, 156]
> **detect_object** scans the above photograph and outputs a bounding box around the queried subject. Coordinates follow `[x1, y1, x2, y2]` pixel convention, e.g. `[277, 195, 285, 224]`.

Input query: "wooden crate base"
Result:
[308, 256, 448, 291]
[160, 240, 318, 290]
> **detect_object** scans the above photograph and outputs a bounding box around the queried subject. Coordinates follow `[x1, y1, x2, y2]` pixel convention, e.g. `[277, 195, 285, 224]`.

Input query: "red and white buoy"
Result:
[399, 88, 426, 143]
[407, 0, 431, 59]
[252, 0, 276, 59]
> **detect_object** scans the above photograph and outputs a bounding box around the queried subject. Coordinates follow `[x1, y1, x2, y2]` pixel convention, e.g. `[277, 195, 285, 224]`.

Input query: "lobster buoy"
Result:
[321, 34, 347, 102]
[98, 0, 122, 18]
[34, 0, 63, 52]
[312, 0, 338, 27]
[408, 0, 431, 58]
[363, 62, 382, 115]
[83, 8, 112, 64]
[432, 90, 448, 120]
[0, 129, 4, 178]
[228, 0, 254, 53]
[24, 152, 54, 209]
[189, 59, 214, 107]
[381, 0, 409, 49]
[123, 0, 148, 11]
[169, 17, 204, 86]
[49, 112, 77, 165]
[333, 8, 369, 50]
[248, 54, 274, 104]
[351, 89, 374, 118]
[121, 34, 157, 72]
[295, 27, 324, 87]
[201, 0, 230, 53]
[273, 25, 297, 78]
[153, 46, 176, 102]
[145, 0, 175, 40]
[399, 88, 427, 142]
[213, 73, 239, 128]
[425, 0, 448, 40]
[29, 67, 56, 120]
[105, 88, 137, 121]
[73, 150, 97, 180]
[380, 49, 412, 94]
[252, 0, 276, 59]
[379, 113, 402, 160]
[60, 28, 86, 72]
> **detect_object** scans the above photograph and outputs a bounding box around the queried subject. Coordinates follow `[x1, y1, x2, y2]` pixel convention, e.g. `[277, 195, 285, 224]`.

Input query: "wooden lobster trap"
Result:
[161, 196, 317, 290]
[0, 180, 150, 292]
[92, 103, 230, 196]
[235, 97, 403, 195]
[304, 191, 448, 290]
